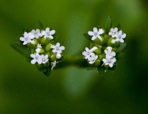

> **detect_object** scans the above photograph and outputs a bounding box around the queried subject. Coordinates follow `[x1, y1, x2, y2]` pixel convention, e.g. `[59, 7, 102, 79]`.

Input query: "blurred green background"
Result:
[0, 0, 148, 113]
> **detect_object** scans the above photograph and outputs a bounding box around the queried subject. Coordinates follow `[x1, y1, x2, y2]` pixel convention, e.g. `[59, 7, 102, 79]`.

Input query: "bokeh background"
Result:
[0, 0, 148, 113]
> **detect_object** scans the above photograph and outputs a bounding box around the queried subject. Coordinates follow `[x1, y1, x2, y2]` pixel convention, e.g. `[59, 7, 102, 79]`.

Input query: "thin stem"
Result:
[55, 55, 88, 69]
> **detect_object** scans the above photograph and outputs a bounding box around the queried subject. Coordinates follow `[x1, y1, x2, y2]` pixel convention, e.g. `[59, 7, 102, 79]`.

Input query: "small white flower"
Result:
[35, 44, 42, 53]
[51, 61, 57, 70]
[88, 27, 104, 41]
[30, 53, 42, 64]
[104, 46, 116, 59]
[41, 54, 48, 64]
[42, 27, 55, 39]
[109, 27, 118, 38]
[20, 32, 34, 45]
[51, 42, 65, 54]
[82, 47, 97, 60]
[102, 57, 116, 68]
[88, 53, 98, 64]
[30, 29, 42, 39]
[115, 30, 126, 43]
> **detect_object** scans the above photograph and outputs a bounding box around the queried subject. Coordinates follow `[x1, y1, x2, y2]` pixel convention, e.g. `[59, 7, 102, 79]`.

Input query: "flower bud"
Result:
[94, 47, 102, 54]
[50, 53, 56, 61]
[45, 44, 51, 51]
[94, 59, 101, 66]
[41, 37, 50, 45]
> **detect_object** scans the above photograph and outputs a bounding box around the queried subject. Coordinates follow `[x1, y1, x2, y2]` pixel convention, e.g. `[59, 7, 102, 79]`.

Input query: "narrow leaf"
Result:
[11, 41, 30, 58]
[103, 16, 112, 33]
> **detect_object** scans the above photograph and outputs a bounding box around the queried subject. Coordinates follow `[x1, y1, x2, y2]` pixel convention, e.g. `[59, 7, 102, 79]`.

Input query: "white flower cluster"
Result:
[20, 28, 55, 45]
[109, 27, 126, 43]
[19, 27, 65, 70]
[82, 27, 126, 69]
[82, 47, 98, 64]
[102, 47, 116, 68]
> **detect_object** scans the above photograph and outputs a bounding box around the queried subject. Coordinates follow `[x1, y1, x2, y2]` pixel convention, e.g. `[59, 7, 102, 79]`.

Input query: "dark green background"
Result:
[0, 0, 148, 113]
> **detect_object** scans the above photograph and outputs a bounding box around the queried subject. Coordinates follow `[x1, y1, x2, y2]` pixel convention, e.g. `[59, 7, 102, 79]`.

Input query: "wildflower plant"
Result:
[12, 17, 127, 76]
[12, 24, 65, 76]
[82, 16, 127, 72]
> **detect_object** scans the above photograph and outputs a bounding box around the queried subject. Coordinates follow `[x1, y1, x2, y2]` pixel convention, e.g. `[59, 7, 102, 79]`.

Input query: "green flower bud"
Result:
[46, 52, 51, 57]
[94, 47, 102, 54]
[50, 53, 56, 61]
[39, 48, 45, 54]
[94, 38, 102, 45]
[99, 53, 105, 60]
[41, 37, 50, 45]
[45, 44, 51, 52]
[94, 59, 101, 66]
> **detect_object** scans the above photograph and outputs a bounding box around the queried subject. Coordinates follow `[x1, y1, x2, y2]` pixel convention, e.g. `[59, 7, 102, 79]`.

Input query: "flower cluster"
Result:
[82, 27, 126, 71]
[19, 27, 65, 72]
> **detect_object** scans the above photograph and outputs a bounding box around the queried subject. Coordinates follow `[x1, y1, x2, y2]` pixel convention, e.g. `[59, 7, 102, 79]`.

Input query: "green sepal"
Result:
[11, 41, 30, 58]
[116, 43, 127, 53]
[103, 16, 112, 34]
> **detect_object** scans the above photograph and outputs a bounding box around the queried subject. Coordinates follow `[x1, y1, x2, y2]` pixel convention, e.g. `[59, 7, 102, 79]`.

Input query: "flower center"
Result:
[24, 37, 29, 41]
[94, 32, 98, 36]
[46, 32, 51, 36]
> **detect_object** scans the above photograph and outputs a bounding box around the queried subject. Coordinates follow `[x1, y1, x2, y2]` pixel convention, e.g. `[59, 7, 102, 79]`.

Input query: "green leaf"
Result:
[11, 41, 30, 58]
[36, 21, 44, 30]
[103, 16, 112, 33]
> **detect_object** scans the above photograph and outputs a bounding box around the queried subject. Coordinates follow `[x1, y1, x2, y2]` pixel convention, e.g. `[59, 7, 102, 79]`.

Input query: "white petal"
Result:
[30, 54, 35, 58]
[122, 33, 126, 38]
[91, 36, 96, 40]
[56, 53, 62, 59]
[60, 46, 65, 50]
[109, 63, 113, 67]
[46, 27, 50, 31]
[56, 42, 60, 47]
[31, 59, 36, 64]
[93, 27, 98, 32]
[23, 42, 27, 45]
[50, 30, 55, 35]
[20, 37, 24, 41]
[98, 29, 104, 34]
[88, 31, 94, 36]
[49, 36, 53, 39]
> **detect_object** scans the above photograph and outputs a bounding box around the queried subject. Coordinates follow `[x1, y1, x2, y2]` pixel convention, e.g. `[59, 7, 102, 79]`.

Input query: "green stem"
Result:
[55, 55, 88, 69]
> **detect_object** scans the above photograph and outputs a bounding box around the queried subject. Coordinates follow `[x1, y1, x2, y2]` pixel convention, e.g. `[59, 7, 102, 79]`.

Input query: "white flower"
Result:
[40, 54, 48, 64]
[115, 30, 126, 43]
[35, 44, 42, 53]
[82, 47, 97, 60]
[102, 57, 116, 68]
[88, 53, 98, 64]
[30, 29, 42, 39]
[51, 61, 57, 70]
[109, 27, 118, 38]
[20, 32, 34, 45]
[30, 53, 42, 64]
[42, 27, 55, 39]
[51, 42, 65, 54]
[104, 47, 116, 59]
[88, 27, 104, 41]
